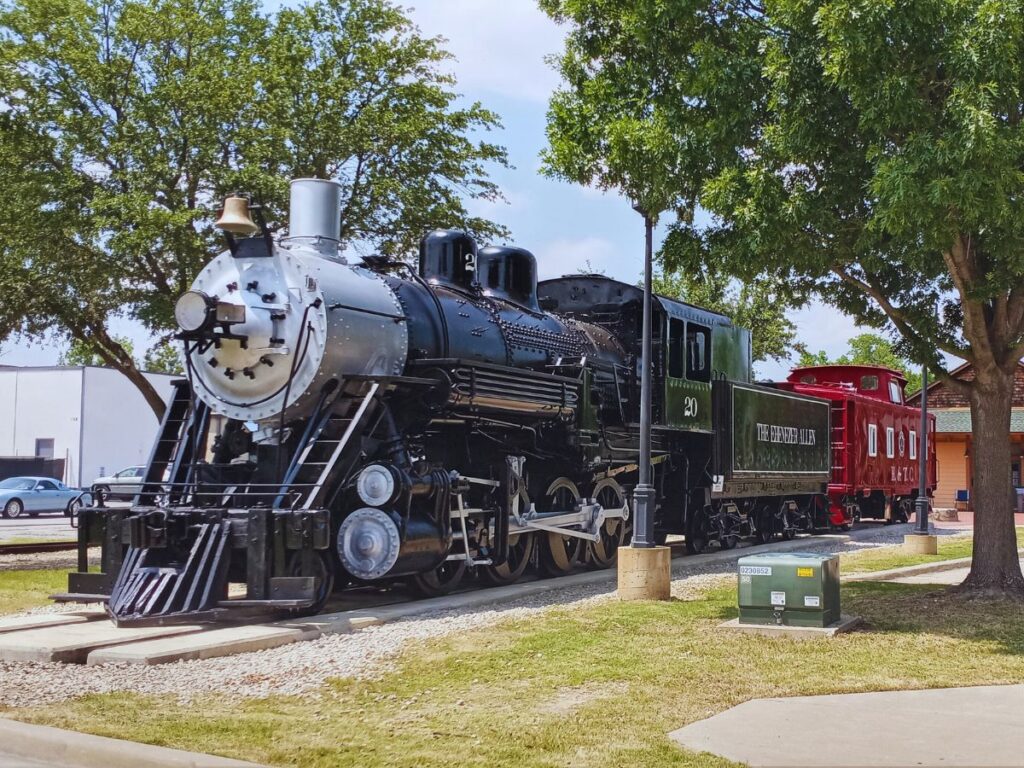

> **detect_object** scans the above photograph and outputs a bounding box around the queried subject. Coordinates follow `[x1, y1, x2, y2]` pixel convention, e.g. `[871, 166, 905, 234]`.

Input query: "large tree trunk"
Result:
[960, 364, 1024, 597]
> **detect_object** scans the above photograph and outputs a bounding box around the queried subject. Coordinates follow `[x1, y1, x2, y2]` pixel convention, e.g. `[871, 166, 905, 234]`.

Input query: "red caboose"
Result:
[778, 365, 936, 527]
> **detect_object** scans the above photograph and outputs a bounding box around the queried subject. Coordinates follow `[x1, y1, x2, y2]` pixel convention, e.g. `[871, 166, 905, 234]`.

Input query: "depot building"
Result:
[907, 362, 1024, 510]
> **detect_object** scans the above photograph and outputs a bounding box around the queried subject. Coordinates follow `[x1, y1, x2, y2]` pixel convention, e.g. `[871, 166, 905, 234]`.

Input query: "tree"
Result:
[59, 337, 135, 368]
[654, 271, 798, 364]
[142, 341, 183, 375]
[0, 0, 509, 419]
[798, 333, 923, 393]
[543, 0, 1024, 595]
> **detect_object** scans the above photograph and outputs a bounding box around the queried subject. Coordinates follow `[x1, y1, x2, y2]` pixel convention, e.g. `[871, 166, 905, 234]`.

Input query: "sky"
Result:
[0, 0, 865, 379]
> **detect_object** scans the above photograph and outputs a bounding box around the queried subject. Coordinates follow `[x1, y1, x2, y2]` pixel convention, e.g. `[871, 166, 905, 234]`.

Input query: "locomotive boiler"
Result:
[60, 178, 834, 626]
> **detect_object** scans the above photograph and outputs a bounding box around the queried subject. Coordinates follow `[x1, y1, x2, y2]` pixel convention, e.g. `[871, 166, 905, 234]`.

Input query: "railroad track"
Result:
[0, 541, 78, 556]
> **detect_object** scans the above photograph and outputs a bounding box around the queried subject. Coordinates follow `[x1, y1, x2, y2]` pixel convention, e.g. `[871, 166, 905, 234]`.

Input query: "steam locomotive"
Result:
[61, 178, 838, 626]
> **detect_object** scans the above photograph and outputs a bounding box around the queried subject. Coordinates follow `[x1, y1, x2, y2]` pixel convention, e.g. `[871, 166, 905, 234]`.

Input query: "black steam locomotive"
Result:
[60, 179, 832, 626]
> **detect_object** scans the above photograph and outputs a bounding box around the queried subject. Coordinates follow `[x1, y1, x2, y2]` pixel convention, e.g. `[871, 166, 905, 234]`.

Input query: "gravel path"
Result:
[0, 548, 100, 572]
[0, 526, 965, 708]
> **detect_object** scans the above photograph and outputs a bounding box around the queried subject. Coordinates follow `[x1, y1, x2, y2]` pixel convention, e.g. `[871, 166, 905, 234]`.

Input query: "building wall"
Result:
[80, 367, 176, 487]
[935, 438, 969, 508]
[0, 368, 84, 484]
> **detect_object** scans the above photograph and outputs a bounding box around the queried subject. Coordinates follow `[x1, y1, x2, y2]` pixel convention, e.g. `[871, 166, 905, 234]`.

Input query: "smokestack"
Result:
[288, 178, 342, 257]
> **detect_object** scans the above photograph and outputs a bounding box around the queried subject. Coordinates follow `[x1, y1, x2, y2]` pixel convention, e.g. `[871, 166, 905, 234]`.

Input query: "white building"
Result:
[0, 366, 177, 488]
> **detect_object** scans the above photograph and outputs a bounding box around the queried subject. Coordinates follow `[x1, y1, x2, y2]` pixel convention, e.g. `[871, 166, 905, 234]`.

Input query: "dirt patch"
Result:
[538, 682, 627, 716]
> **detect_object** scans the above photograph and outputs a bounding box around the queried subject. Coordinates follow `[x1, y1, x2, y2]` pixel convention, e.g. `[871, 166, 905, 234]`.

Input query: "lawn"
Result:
[0, 569, 67, 615]
[839, 527, 1024, 575]
[8, 558, 1024, 767]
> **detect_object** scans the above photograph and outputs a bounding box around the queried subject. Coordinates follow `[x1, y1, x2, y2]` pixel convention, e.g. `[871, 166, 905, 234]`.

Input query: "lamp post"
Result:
[915, 363, 929, 533]
[617, 201, 671, 600]
[632, 204, 655, 549]
[906, 361, 937, 553]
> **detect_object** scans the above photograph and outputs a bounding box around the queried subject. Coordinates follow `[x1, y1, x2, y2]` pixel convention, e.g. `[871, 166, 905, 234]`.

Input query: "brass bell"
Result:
[215, 195, 259, 235]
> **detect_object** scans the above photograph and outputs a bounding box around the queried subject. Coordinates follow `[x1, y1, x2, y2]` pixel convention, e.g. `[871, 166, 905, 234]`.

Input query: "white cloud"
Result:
[407, 0, 566, 103]
[754, 300, 865, 381]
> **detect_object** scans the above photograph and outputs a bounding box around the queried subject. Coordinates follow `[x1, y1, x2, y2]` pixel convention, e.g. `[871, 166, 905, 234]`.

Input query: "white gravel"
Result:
[0, 525, 966, 708]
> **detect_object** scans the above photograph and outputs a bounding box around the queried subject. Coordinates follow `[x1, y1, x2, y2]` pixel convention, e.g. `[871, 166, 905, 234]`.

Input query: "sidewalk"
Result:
[0, 718, 266, 768]
[670, 684, 1024, 767]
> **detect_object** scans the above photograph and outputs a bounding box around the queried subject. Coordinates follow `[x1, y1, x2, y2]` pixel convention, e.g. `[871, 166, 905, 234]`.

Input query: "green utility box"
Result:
[737, 553, 840, 628]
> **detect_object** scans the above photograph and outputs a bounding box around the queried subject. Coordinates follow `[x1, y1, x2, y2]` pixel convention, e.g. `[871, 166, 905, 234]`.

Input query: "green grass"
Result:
[9, 577, 1024, 768]
[0, 569, 66, 615]
[838, 528, 1024, 575]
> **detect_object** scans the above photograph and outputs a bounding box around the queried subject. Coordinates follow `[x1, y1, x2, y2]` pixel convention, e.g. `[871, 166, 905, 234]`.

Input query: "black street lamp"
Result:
[915, 363, 930, 533]
[631, 202, 655, 549]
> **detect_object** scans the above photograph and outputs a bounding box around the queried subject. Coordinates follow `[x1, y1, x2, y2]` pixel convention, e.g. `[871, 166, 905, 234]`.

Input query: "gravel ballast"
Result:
[0, 525, 963, 708]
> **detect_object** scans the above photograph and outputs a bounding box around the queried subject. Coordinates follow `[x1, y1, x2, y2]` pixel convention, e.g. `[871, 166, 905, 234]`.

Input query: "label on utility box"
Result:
[797, 567, 815, 578]
[740, 565, 772, 576]
[804, 595, 821, 607]
[770, 591, 786, 606]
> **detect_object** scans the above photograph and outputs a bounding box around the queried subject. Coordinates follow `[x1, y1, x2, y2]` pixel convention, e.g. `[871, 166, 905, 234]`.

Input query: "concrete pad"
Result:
[718, 614, 862, 639]
[670, 684, 1024, 767]
[87, 622, 320, 665]
[0, 610, 105, 635]
[0, 621, 203, 663]
[0, 717, 266, 767]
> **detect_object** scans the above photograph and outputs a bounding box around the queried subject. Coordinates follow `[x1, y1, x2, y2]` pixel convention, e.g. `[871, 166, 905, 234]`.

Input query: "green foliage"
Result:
[541, 0, 1024, 372]
[654, 271, 798, 363]
[0, 0, 508, 414]
[141, 341, 183, 375]
[797, 333, 924, 392]
[59, 337, 134, 368]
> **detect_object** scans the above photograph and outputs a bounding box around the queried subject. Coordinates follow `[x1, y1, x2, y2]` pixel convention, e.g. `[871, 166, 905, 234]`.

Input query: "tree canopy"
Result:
[543, 0, 1024, 594]
[0, 0, 508, 416]
[798, 333, 923, 393]
[654, 271, 798, 364]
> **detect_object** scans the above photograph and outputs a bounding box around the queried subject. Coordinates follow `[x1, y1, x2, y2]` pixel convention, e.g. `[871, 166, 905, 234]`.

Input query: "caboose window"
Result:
[868, 424, 878, 457]
[668, 318, 685, 378]
[686, 323, 711, 383]
[861, 375, 879, 391]
[909, 430, 917, 460]
[888, 380, 902, 404]
[886, 427, 895, 458]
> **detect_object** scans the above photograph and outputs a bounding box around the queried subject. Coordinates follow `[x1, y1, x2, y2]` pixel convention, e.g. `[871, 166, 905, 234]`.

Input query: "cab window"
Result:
[888, 380, 902, 404]
[861, 375, 879, 391]
[686, 324, 711, 382]
[668, 318, 685, 378]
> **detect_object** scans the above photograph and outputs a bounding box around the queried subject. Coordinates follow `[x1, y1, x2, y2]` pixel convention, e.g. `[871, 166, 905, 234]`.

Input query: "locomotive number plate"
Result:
[740, 565, 772, 576]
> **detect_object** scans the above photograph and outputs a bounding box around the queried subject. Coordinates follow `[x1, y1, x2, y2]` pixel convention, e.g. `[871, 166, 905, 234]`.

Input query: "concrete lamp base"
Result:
[904, 534, 938, 555]
[617, 545, 672, 601]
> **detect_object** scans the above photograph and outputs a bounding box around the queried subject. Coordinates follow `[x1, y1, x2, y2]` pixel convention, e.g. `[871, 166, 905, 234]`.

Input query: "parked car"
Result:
[91, 465, 147, 500]
[0, 477, 89, 519]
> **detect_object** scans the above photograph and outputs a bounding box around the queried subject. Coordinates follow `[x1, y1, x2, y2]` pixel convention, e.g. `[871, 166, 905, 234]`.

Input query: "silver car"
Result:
[0, 476, 88, 519]
[91, 465, 147, 500]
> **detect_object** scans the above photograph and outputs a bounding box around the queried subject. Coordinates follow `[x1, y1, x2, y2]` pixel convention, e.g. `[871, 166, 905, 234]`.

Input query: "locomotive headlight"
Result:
[175, 290, 213, 332]
[357, 463, 398, 507]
